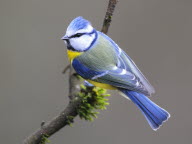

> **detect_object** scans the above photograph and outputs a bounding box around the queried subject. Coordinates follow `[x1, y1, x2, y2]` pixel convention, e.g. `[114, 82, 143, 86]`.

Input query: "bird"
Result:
[61, 16, 170, 130]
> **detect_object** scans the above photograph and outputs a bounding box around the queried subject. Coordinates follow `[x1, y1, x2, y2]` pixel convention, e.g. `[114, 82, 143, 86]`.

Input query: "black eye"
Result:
[71, 33, 83, 38]
[75, 33, 82, 37]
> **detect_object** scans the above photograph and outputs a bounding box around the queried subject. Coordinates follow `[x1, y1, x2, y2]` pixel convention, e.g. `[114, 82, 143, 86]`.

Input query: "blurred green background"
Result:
[0, 0, 191, 143]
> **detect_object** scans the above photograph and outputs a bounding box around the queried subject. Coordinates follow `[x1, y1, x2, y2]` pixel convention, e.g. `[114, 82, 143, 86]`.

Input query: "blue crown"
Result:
[67, 16, 91, 32]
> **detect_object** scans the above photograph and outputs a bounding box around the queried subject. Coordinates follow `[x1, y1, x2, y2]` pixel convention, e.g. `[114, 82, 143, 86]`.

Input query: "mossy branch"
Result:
[77, 85, 110, 122]
[24, 0, 118, 143]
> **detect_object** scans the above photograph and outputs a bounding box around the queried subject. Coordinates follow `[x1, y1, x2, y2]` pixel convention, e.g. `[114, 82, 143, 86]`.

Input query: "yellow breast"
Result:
[67, 50, 82, 62]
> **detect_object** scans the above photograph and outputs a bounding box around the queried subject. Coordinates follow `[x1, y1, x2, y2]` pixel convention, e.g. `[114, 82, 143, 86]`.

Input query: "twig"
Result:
[62, 64, 70, 74]
[23, 73, 83, 144]
[23, 99, 80, 144]
[23, 0, 118, 143]
[101, 0, 118, 34]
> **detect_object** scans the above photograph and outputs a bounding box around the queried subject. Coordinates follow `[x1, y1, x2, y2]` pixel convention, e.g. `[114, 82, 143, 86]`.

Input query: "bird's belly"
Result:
[87, 80, 116, 90]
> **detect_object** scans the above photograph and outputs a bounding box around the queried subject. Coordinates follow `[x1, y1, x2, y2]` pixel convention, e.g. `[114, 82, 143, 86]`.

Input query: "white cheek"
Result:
[70, 34, 95, 51]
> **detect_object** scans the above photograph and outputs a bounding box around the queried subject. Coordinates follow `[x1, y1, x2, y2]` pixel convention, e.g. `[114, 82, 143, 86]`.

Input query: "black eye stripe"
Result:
[69, 29, 96, 39]
[70, 33, 84, 38]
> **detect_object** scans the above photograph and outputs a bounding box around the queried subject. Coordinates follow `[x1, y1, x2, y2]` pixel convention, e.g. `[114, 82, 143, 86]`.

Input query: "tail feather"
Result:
[120, 89, 170, 130]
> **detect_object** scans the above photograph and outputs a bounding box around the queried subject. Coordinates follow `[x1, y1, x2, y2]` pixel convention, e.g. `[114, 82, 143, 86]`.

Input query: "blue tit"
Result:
[61, 16, 170, 130]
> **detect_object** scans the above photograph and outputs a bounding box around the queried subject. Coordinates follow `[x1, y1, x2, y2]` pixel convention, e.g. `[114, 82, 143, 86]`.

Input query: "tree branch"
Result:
[101, 0, 118, 34]
[62, 64, 70, 74]
[23, 99, 80, 144]
[23, 0, 118, 143]
[23, 74, 83, 144]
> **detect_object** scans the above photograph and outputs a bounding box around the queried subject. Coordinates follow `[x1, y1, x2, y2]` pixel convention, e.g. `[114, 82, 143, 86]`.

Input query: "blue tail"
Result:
[120, 89, 170, 130]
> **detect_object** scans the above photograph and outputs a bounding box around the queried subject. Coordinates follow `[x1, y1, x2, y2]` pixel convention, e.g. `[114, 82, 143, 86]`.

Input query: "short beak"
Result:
[61, 35, 69, 40]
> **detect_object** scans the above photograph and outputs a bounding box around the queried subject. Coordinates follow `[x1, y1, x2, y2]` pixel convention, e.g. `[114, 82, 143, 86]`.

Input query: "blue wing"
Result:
[118, 50, 155, 95]
[72, 58, 149, 95]
[72, 31, 154, 96]
[98, 31, 155, 95]
[72, 58, 106, 79]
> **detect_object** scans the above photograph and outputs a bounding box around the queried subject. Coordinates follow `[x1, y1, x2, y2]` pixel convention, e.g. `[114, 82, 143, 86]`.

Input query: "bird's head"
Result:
[61, 16, 97, 52]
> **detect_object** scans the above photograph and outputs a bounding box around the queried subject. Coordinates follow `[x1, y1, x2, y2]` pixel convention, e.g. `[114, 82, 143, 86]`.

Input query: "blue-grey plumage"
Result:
[73, 31, 153, 96]
[62, 16, 170, 130]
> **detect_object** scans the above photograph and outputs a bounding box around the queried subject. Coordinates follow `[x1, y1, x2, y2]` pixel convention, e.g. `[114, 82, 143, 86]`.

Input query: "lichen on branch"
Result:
[65, 85, 110, 126]
[77, 85, 110, 121]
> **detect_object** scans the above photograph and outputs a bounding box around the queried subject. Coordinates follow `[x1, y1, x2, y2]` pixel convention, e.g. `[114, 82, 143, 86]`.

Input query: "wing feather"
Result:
[119, 51, 155, 95]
